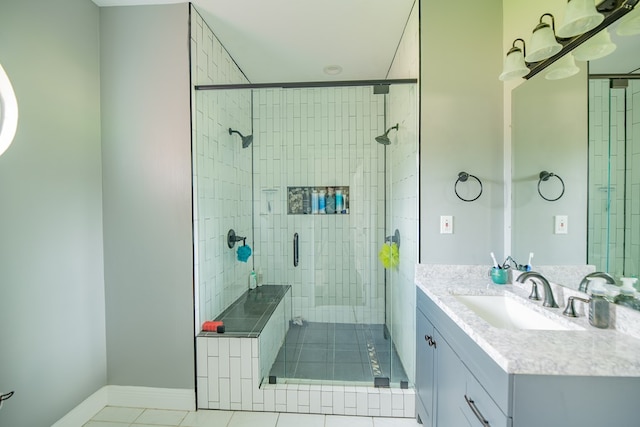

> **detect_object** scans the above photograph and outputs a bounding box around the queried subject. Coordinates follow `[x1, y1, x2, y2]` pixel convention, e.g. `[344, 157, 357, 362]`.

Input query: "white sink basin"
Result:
[455, 295, 580, 331]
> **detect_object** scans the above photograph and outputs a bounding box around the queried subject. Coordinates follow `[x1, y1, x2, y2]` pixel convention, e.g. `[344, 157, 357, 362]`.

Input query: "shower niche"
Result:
[287, 186, 350, 215]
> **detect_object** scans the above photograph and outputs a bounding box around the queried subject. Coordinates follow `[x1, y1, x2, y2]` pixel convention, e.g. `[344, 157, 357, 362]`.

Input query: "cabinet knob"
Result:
[424, 335, 437, 348]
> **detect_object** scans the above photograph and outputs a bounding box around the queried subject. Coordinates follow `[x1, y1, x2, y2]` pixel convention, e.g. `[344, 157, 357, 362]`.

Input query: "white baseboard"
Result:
[52, 386, 195, 427]
[107, 385, 195, 411]
[51, 388, 108, 427]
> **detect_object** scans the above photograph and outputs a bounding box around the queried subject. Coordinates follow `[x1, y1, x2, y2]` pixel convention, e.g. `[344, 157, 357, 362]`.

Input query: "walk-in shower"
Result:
[193, 80, 418, 389]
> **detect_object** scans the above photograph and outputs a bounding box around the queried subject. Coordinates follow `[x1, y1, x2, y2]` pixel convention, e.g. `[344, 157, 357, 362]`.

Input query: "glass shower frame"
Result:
[588, 77, 640, 278]
[193, 80, 417, 389]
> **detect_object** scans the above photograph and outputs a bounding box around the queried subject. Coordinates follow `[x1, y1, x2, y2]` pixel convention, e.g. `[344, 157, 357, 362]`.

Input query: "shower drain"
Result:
[365, 332, 383, 377]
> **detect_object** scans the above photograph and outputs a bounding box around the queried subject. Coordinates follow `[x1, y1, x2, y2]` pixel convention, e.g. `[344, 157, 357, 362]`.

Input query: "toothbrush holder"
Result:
[490, 267, 509, 285]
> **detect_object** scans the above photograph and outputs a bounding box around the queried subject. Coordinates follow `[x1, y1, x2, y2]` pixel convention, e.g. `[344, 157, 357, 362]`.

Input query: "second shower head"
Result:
[229, 128, 253, 148]
[375, 124, 399, 145]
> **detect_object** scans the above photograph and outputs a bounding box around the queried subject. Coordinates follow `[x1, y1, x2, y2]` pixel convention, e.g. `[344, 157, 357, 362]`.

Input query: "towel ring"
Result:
[455, 172, 483, 202]
[537, 171, 565, 202]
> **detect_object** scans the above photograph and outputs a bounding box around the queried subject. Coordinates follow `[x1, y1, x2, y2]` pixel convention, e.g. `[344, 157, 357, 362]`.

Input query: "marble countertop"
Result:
[415, 264, 640, 377]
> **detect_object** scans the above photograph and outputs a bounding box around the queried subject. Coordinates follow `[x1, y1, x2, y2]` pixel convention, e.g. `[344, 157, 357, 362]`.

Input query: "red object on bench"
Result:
[202, 321, 225, 333]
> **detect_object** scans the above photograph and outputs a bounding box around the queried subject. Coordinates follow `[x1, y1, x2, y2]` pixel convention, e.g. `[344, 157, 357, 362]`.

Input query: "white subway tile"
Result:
[241, 379, 253, 410]
[356, 390, 368, 416]
[392, 392, 404, 410]
[403, 392, 415, 418]
[310, 390, 322, 413]
[218, 353, 230, 378]
[229, 339, 241, 357]
[207, 357, 219, 403]
[263, 388, 276, 412]
[197, 377, 209, 409]
[196, 339, 208, 376]
[219, 378, 231, 409]
[287, 389, 299, 412]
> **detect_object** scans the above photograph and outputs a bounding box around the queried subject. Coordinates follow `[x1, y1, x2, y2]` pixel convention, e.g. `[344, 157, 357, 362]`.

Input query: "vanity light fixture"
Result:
[499, 39, 529, 81]
[616, 3, 640, 35]
[0, 63, 18, 157]
[557, 0, 605, 38]
[501, 0, 639, 81]
[545, 53, 580, 80]
[572, 28, 617, 61]
[525, 14, 563, 62]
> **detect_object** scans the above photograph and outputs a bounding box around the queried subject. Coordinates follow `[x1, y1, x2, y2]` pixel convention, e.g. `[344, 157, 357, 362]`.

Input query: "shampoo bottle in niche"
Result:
[336, 189, 344, 212]
[318, 189, 326, 213]
[326, 187, 336, 214]
[311, 189, 319, 214]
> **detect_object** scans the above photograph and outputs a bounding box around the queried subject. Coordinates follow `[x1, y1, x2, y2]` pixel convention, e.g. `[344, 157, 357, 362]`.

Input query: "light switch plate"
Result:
[555, 215, 568, 234]
[440, 215, 453, 234]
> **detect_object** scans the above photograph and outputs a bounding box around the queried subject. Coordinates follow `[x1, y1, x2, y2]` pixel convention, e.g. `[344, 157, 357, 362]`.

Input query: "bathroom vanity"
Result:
[415, 265, 640, 427]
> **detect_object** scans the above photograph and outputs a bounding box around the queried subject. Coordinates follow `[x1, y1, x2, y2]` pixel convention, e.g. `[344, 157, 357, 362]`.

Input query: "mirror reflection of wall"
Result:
[511, 63, 588, 266]
[588, 78, 640, 278]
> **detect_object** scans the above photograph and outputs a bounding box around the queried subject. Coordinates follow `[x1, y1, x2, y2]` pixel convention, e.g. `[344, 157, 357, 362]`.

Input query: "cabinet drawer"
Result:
[463, 374, 510, 427]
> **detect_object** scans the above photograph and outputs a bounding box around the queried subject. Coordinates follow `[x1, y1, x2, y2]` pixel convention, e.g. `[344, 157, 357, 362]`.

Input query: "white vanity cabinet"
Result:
[416, 287, 640, 426]
[416, 289, 509, 427]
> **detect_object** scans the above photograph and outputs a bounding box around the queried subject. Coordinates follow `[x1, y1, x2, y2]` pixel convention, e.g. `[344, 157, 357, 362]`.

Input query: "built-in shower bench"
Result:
[196, 285, 291, 411]
[195, 284, 415, 417]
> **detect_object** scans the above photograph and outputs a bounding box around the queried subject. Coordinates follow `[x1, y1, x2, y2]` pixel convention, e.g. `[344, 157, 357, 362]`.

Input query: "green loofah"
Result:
[378, 242, 399, 269]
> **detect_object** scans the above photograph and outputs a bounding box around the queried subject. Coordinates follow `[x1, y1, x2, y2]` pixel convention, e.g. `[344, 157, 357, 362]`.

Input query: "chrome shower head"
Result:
[229, 128, 253, 148]
[375, 124, 399, 145]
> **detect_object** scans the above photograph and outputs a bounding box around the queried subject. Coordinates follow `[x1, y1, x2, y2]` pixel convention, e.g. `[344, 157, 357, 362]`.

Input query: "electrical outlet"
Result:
[555, 215, 568, 234]
[440, 215, 453, 234]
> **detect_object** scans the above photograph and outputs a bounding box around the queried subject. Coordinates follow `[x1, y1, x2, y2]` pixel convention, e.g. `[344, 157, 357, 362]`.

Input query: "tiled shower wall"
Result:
[251, 87, 387, 324]
[386, 0, 419, 385]
[588, 79, 640, 277]
[191, 6, 253, 325]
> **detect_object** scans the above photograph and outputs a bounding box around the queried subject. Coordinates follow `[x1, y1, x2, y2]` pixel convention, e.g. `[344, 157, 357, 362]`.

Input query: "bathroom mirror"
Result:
[511, 63, 589, 270]
[0, 63, 19, 157]
[511, 17, 640, 293]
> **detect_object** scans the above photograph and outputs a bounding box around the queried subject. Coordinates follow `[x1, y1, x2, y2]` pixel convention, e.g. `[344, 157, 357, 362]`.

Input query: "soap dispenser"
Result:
[615, 278, 640, 309]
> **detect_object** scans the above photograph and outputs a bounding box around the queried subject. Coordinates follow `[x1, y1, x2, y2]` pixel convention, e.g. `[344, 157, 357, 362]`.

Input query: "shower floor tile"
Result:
[269, 322, 408, 385]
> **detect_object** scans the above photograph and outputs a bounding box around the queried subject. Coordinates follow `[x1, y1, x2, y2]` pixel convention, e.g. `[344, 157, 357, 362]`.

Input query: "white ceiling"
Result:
[91, 0, 417, 83]
[90, 1, 639, 79]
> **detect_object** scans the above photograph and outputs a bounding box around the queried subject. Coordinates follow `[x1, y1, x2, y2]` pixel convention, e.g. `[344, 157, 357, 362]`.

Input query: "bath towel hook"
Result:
[227, 229, 246, 248]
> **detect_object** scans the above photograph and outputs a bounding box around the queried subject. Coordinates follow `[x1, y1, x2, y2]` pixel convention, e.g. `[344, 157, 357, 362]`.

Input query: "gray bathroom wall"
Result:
[0, 0, 106, 426]
[100, 4, 194, 388]
[419, 0, 504, 264]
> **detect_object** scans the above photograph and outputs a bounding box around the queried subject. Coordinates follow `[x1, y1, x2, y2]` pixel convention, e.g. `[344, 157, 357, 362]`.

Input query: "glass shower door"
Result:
[253, 85, 393, 384]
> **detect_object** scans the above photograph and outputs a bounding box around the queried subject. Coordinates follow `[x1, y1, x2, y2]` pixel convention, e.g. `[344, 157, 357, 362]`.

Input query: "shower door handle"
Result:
[293, 233, 299, 267]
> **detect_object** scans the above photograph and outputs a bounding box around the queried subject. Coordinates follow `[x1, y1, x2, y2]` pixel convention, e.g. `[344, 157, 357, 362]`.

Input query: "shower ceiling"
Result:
[91, 0, 417, 83]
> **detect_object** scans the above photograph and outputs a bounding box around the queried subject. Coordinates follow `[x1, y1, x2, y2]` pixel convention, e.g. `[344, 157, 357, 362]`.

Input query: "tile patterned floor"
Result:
[269, 322, 409, 385]
[84, 406, 421, 427]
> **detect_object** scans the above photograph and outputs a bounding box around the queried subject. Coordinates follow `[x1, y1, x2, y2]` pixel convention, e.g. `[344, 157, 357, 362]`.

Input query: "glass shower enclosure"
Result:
[588, 77, 640, 278]
[193, 81, 418, 389]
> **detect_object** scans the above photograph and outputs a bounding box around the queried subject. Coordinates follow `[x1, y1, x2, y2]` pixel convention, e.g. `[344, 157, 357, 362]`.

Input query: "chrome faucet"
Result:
[578, 272, 616, 293]
[515, 271, 559, 308]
